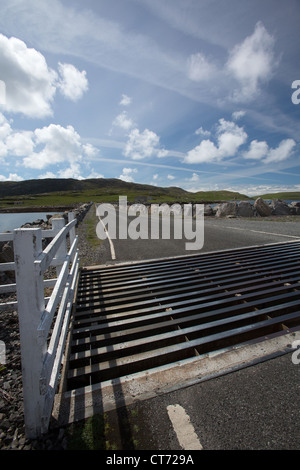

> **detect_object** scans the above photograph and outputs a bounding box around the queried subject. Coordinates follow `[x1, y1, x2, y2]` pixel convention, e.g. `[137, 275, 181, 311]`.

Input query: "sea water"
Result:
[0, 212, 62, 232]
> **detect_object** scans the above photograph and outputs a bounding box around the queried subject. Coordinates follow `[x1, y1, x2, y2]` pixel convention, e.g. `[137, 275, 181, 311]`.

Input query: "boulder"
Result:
[0, 241, 14, 263]
[254, 198, 272, 217]
[204, 204, 213, 216]
[289, 201, 300, 215]
[215, 202, 237, 217]
[271, 199, 290, 216]
[237, 201, 254, 217]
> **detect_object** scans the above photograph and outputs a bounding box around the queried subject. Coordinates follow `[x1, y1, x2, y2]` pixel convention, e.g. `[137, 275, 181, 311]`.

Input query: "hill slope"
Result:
[0, 178, 250, 206]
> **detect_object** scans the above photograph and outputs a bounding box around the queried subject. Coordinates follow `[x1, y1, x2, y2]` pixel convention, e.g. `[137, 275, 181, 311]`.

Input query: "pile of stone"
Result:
[203, 197, 300, 218]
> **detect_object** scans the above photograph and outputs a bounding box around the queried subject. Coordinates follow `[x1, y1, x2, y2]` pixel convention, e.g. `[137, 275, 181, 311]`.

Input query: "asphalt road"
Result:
[107, 352, 300, 451]
[94, 211, 300, 452]
[97, 211, 300, 263]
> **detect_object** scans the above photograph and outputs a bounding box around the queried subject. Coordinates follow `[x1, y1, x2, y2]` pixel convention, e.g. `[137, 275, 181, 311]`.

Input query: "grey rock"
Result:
[271, 199, 290, 215]
[215, 202, 237, 217]
[254, 198, 272, 217]
[237, 201, 254, 217]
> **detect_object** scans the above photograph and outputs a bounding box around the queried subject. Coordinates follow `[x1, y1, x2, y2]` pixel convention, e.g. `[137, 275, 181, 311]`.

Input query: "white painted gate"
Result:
[0, 213, 80, 438]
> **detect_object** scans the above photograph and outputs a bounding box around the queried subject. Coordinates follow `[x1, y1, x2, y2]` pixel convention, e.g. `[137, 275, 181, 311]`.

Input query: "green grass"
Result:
[66, 414, 117, 450]
[0, 188, 252, 208]
[257, 192, 300, 200]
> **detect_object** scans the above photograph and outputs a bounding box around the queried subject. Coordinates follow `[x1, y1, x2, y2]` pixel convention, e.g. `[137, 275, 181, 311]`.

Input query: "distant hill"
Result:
[257, 192, 300, 200]
[0, 177, 252, 208]
[0, 178, 248, 199]
[0, 178, 187, 198]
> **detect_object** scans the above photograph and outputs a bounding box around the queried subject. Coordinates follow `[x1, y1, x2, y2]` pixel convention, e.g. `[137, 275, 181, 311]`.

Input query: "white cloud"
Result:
[119, 167, 137, 182]
[232, 110, 246, 121]
[83, 143, 99, 158]
[195, 126, 210, 137]
[5, 131, 34, 156]
[113, 111, 135, 130]
[243, 138, 296, 163]
[0, 173, 24, 181]
[86, 170, 104, 179]
[226, 22, 276, 101]
[39, 171, 57, 179]
[23, 124, 82, 169]
[0, 34, 57, 117]
[0, 34, 88, 118]
[264, 139, 296, 164]
[243, 140, 269, 160]
[190, 173, 200, 182]
[167, 174, 175, 180]
[184, 119, 247, 164]
[216, 119, 247, 157]
[187, 52, 217, 82]
[58, 162, 84, 179]
[119, 94, 132, 106]
[124, 128, 165, 160]
[20, 123, 97, 170]
[57, 62, 88, 101]
[0, 109, 99, 172]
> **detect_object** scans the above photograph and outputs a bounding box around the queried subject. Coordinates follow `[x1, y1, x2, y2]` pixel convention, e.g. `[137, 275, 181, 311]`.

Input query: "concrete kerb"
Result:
[52, 329, 300, 428]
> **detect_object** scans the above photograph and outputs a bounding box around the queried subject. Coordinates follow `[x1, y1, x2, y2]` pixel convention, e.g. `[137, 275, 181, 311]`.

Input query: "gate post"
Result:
[14, 227, 45, 438]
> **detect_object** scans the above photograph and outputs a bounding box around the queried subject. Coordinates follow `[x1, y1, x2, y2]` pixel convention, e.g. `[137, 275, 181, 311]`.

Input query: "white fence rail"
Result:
[0, 213, 79, 438]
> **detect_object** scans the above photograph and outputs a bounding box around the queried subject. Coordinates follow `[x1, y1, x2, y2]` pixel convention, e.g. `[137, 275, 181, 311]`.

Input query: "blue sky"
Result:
[0, 0, 299, 196]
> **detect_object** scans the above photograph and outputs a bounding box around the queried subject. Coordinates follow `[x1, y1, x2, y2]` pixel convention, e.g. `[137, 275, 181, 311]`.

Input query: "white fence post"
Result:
[51, 216, 67, 276]
[14, 227, 45, 439]
[68, 211, 76, 245]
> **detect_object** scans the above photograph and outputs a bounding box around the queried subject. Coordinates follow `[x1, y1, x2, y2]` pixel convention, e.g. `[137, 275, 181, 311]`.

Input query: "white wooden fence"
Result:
[0, 213, 80, 438]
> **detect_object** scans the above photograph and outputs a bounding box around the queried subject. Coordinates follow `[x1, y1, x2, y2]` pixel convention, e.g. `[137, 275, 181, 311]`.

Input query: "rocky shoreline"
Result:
[204, 197, 300, 217]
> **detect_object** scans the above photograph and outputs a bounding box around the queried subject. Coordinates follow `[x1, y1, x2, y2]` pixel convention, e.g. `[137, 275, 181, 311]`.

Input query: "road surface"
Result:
[96, 210, 300, 263]
[92, 209, 300, 451]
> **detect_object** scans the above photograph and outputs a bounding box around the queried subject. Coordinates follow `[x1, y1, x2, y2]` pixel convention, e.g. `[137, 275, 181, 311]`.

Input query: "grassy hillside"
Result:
[257, 192, 300, 200]
[0, 178, 251, 209]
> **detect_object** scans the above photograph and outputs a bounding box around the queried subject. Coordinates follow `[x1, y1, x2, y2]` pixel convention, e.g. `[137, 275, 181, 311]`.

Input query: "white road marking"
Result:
[167, 404, 203, 450]
[98, 216, 116, 260]
[208, 223, 300, 239]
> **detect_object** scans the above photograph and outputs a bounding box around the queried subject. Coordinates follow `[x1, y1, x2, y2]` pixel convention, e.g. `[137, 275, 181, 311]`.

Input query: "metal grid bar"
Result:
[66, 241, 300, 390]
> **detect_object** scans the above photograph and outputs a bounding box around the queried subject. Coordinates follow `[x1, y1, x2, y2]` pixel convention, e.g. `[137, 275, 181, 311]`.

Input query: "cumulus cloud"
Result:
[226, 22, 276, 101]
[124, 128, 166, 160]
[184, 119, 247, 164]
[119, 94, 132, 106]
[23, 124, 83, 169]
[232, 110, 246, 121]
[57, 62, 88, 101]
[0, 34, 88, 117]
[187, 52, 217, 82]
[243, 138, 296, 164]
[242, 140, 269, 160]
[0, 34, 57, 117]
[57, 162, 84, 179]
[113, 111, 135, 130]
[0, 173, 24, 182]
[0, 115, 98, 172]
[195, 126, 210, 137]
[119, 167, 137, 182]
